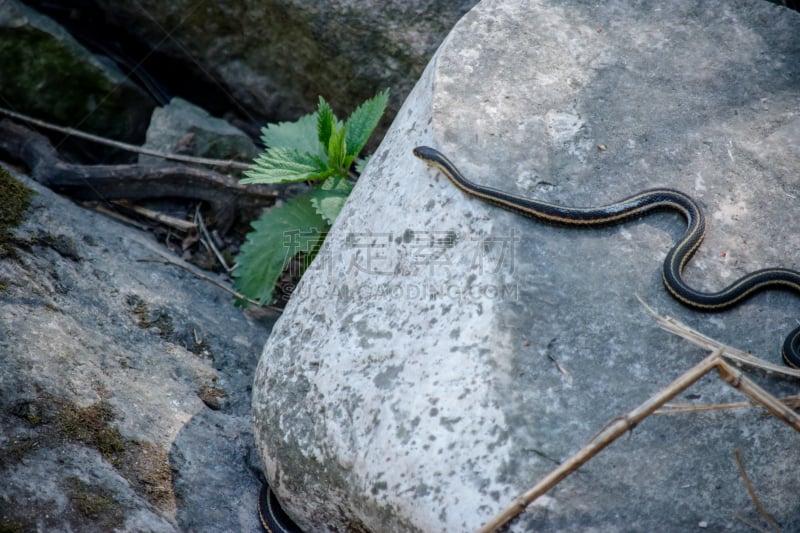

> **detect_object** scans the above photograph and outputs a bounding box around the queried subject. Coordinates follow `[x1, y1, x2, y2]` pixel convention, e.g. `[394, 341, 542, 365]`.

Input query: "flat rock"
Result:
[253, 1, 800, 531]
[0, 166, 275, 532]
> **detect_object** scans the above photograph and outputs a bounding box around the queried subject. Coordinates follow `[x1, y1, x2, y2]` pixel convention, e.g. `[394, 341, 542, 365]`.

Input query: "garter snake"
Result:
[258, 484, 302, 533]
[413, 145, 800, 368]
[257, 146, 800, 533]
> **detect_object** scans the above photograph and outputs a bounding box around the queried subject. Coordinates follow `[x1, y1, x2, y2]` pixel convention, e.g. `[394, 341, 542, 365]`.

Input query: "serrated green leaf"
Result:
[260, 112, 325, 158]
[344, 89, 389, 158]
[233, 194, 328, 305]
[327, 125, 347, 171]
[241, 147, 333, 184]
[317, 97, 336, 150]
[309, 177, 354, 224]
[354, 156, 371, 174]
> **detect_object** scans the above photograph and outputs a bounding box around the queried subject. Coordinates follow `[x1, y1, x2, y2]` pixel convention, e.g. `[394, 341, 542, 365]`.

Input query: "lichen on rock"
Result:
[0, 165, 33, 258]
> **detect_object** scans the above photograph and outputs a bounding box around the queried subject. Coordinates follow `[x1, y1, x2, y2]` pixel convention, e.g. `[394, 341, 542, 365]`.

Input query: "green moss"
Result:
[119, 440, 175, 509]
[66, 477, 124, 528]
[3, 435, 38, 466]
[75, 492, 112, 518]
[59, 401, 125, 464]
[126, 294, 175, 338]
[73, 491, 113, 518]
[0, 167, 34, 258]
[0, 518, 32, 533]
[152, 312, 174, 338]
[11, 399, 43, 425]
[32, 230, 81, 261]
[1, 394, 173, 520]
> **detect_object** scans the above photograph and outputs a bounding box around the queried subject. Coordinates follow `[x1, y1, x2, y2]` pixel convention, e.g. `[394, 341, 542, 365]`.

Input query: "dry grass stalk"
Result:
[476, 349, 723, 533]
[476, 303, 800, 533]
[715, 360, 800, 431]
[111, 201, 198, 232]
[131, 234, 276, 310]
[656, 394, 800, 415]
[194, 206, 232, 272]
[733, 448, 780, 532]
[638, 297, 800, 379]
[0, 106, 250, 170]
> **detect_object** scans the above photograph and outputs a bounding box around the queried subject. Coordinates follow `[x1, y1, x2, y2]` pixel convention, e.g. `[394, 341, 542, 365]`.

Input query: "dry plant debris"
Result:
[477, 300, 800, 533]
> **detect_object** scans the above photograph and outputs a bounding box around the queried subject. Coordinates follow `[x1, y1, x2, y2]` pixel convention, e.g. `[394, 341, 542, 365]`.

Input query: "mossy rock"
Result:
[0, 2, 154, 144]
[0, 166, 33, 258]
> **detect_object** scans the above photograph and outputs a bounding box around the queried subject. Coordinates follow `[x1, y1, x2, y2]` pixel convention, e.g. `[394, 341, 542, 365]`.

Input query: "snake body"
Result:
[257, 146, 800, 532]
[258, 484, 302, 533]
[412, 145, 800, 367]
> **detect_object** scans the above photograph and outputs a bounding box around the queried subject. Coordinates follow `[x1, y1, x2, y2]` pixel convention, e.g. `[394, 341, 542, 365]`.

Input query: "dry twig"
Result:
[638, 297, 800, 379]
[0, 106, 251, 170]
[656, 395, 800, 415]
[733, 448, 780, 532]
[476, 349, 723, 533]
[477, 302, 800, 533]
[715, 360, 800, 431]
[0, 119, 275, 231]
[135, 253, 272, 310]
[111, 200, 197, 232]
[195, 206, 231, 272]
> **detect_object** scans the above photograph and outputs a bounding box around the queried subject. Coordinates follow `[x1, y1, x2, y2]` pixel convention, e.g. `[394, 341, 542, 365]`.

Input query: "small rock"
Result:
[138, 97, 257, 165]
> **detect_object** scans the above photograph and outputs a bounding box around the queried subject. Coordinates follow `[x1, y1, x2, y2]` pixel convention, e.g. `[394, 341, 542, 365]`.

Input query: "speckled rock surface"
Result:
[0, 166, 276, 532]
[252, 1, 800, 531]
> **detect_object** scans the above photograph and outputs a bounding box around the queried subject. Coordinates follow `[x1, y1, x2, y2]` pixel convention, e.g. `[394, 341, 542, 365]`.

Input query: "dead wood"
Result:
[0, 119, 276, 232]
[733, 449, 780, 532]
[478, 302, 800, 533]
[476, 349, 724, 533]
[0, 106, 250, 170]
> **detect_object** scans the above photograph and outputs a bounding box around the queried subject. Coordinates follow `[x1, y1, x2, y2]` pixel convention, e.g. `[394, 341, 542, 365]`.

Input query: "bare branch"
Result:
[476, 349, 723, 533]
[478, 300, 800, 532]
[0, 106, 251, 170]
[733, 449, 780, 533]
[637, 296, 800, 379]
[0, 120, 276, 231]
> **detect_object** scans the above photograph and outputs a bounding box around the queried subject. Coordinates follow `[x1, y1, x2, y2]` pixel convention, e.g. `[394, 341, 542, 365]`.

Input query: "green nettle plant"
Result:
[233, 90, 389, 306]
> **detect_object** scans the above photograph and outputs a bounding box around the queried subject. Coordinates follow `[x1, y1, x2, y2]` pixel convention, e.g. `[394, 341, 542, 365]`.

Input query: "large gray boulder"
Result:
[253, 1, 800, 531]
[0, 165, 275, 532]
[58, 0, 478, 126]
